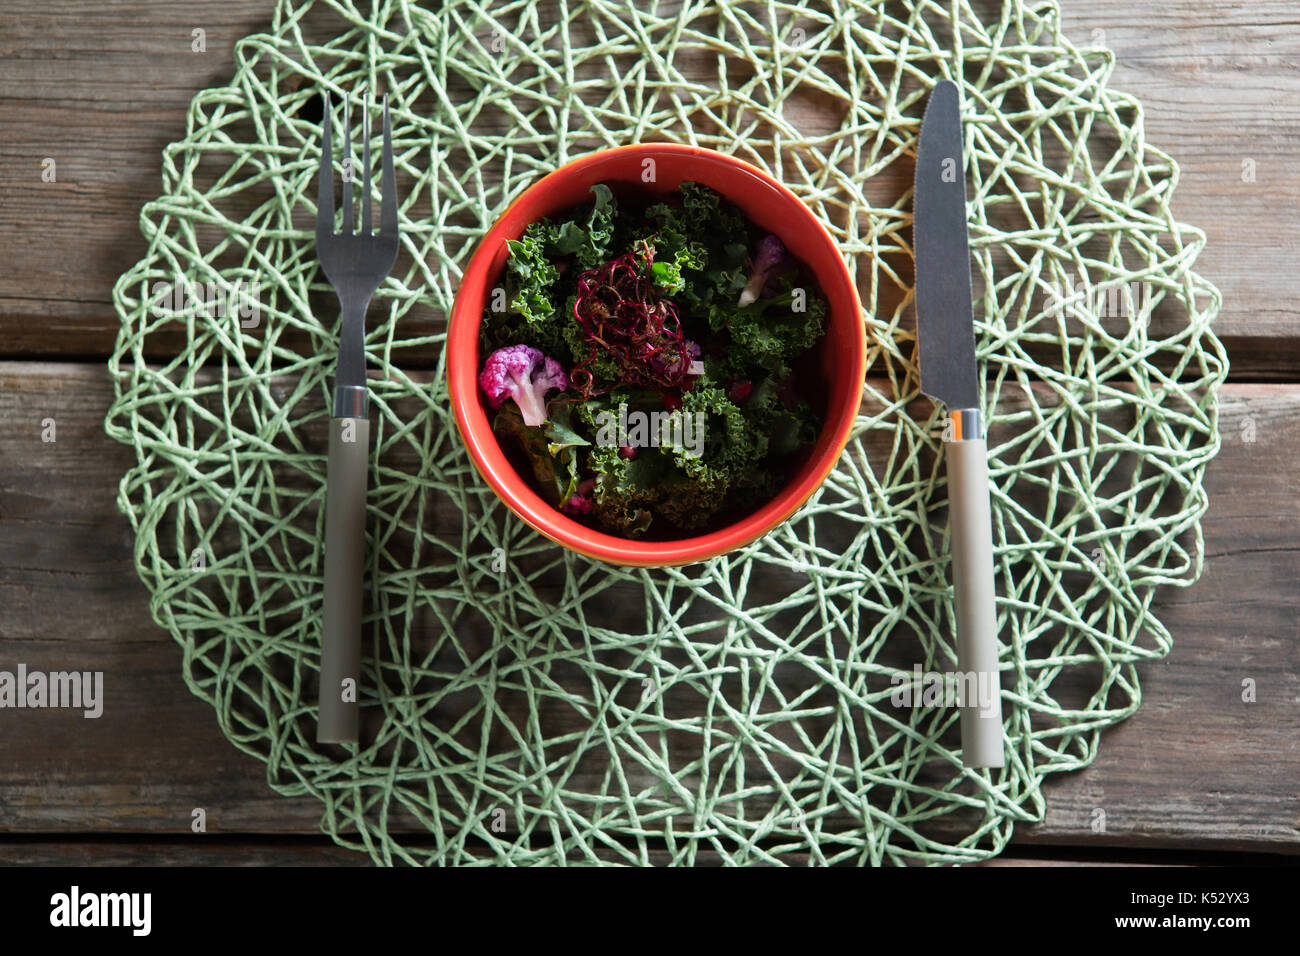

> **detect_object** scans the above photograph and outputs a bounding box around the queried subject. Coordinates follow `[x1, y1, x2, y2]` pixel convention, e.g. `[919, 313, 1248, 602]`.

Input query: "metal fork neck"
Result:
[333, 384, 369, 418]
[333, 293, 371, 409]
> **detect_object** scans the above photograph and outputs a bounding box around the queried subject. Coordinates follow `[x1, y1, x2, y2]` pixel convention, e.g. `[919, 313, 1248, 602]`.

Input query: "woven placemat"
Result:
[105, 0, 1227, 865]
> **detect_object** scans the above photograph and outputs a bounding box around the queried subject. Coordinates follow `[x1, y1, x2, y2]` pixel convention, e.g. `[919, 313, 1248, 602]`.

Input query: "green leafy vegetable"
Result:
[576, 183, 617, 268]
[494, 403, 573, 505]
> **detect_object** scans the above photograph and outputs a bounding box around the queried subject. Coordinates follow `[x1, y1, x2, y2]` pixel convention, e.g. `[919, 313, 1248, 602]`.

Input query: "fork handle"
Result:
[318, 411, 370, 744]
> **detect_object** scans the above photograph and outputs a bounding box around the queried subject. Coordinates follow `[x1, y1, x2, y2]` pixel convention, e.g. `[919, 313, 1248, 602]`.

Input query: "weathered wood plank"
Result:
[1055, 4, 1300, 375]
[0, 840, 368, 866]
[0, 0, 1291, 370]
[0, 840, 1183, 865]
[0, 362, 1294, 852]
[0, 1, 277, 350]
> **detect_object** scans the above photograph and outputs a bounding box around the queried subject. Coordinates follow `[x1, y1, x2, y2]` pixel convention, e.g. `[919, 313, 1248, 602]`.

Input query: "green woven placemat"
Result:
[105, 0, 1227, 865]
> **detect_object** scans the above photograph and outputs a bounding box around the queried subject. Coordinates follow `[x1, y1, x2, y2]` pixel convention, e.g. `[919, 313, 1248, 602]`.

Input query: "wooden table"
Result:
[1, 0, 1296, 865]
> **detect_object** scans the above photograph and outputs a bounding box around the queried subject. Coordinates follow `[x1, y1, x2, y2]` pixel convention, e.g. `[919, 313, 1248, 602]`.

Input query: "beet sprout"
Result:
[571, 242, 698, 391]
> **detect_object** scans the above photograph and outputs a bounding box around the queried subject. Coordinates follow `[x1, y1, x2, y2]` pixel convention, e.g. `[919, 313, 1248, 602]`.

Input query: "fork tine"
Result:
[316, 91, 334, 236]
[361, 93, 373, 236]
[380, 94, 397, 238]
[340, 94, 354, 236]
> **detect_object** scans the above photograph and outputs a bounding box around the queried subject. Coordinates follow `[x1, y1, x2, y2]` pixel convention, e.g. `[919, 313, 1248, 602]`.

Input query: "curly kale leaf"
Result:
[587, 444, 668, 537]
[722, 273, 828, 361]
[642, 198, 708, 296]
[679, 180, 747, 239]
[578, 388, 746, 535]
[674, 383, 768, 477]
[642, 182, 747, 302]
[490, 185, 624, 361]
[643, 182, 828, 365]
[544, 183, 618, 269]
[575, 183, 618, 268]
[494, 221, 567, 355]
[743, 373, 820, 458]
[575, 378, 816, 534]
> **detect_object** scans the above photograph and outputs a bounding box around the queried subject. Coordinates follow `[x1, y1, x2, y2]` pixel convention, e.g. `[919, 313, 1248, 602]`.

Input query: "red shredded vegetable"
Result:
[571, 242, 698, 393]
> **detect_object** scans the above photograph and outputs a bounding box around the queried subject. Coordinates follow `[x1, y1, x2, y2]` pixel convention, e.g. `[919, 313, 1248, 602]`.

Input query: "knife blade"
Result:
[913, 79, 1005, 769]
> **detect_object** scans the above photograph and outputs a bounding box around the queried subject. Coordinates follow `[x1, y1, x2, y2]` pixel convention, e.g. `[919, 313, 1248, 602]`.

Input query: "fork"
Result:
[314, 90, 399, 744]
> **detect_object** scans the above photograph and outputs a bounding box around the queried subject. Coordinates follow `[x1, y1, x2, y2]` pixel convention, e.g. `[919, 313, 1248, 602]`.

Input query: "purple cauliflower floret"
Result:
[737, 234, 787, 307]
[478, 344, 567, 427]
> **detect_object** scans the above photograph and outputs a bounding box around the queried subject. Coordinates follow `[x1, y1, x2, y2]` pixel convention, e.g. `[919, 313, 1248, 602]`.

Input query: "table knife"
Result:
[913, 79, 1005, 769]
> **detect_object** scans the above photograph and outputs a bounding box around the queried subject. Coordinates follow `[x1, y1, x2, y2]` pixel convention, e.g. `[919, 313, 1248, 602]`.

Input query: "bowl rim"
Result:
[447, 142, 866, 567]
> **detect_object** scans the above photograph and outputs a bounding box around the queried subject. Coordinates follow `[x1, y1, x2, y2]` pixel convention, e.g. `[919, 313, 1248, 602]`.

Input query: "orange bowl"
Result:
[447, 143, 865, 567]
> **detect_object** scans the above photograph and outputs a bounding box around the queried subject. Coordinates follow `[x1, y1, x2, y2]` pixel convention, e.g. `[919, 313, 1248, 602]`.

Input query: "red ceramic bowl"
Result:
[447, 143, 865, 567]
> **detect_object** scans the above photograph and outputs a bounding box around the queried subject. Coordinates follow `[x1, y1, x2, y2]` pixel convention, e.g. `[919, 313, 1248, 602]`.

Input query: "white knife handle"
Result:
[945, 410, 1005, 768]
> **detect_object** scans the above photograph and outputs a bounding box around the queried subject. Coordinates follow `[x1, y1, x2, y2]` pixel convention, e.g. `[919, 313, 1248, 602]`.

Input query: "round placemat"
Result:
[105, 0, 1227, 865]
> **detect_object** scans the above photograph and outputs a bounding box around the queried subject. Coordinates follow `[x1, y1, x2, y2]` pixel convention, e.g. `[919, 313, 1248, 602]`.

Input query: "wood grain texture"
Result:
[0, 0, 1288, 372]
[0, 363, 1294, 854]
[0, 2, 275, 351]
[1056, 2, 1300, 373]
[0, 840, 368, 866]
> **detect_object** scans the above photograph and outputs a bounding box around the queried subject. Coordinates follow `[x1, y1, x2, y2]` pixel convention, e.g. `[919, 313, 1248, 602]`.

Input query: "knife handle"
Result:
[945, 410, 1005, 768]
[318, 411, 370, 744]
